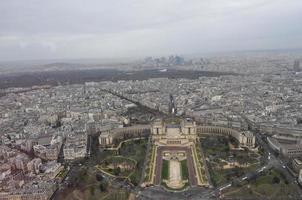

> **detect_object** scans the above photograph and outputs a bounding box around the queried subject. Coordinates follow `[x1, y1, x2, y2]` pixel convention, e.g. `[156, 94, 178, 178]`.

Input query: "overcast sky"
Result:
[0, 0, 301, 61]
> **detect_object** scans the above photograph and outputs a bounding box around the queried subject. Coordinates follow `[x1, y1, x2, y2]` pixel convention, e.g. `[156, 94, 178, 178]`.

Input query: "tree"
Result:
[99, 181, 108, 192]
[89, 186, 95, 195]
[96, 173, 103, 182]
[272, 176, 280, 184]
[232, 179, 241, 187]
[113, 167, 121, 176]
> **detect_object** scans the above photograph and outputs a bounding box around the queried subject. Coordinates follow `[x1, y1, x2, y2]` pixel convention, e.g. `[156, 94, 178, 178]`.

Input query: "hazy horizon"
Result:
[0, 47, 301, 64]
[0, 0, 302, 62]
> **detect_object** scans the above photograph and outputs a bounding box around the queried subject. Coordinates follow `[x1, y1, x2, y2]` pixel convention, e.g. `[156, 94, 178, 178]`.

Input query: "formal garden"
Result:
[96, 138, 148, 186]
[160, 158, 190, 191]
[201, 135, 261, 186]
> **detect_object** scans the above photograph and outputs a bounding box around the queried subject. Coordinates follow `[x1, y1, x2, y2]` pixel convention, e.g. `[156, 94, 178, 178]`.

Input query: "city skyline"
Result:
[1, 1, 302, 200]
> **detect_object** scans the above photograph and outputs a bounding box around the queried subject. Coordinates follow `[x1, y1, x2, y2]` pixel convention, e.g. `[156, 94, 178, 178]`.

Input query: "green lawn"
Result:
[224, 168, 300, 200]
[181, 160, 189, 180]
[161, 159, 169, 180]
[209, 168, 227, 186]
[254, 169, 286, 186]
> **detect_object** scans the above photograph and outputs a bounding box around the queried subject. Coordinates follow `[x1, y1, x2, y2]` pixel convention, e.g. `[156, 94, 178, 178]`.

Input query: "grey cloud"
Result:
[0, 0, 301, 61]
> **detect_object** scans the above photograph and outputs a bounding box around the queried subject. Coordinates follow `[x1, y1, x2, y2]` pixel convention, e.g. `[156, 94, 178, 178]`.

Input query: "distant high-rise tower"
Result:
[294, 60, 301, 72]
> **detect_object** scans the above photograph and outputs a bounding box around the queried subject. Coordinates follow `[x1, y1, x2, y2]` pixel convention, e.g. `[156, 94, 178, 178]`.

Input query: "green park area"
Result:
[58, 138, 148, 200]
[56, 166, 129, 200]
[119, 138, 148, 185]
[96, 138, 148, 186]
[201, 135, 261, 186]
[223, 168, 301, 200]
